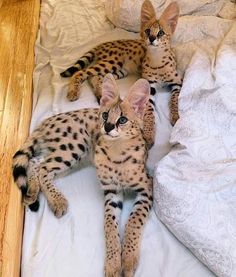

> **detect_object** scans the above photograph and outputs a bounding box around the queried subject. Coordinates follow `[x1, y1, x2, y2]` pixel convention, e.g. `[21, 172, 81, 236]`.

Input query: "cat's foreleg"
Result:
[122, 175, 153, 277]
[103, 189, 123, 277]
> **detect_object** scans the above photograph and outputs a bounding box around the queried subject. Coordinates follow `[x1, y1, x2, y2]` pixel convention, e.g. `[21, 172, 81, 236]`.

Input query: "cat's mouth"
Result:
[103, 133, 119, 139]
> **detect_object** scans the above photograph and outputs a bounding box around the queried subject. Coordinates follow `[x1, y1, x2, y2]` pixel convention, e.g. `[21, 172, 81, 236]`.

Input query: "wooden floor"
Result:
[0, 0, 40, 276]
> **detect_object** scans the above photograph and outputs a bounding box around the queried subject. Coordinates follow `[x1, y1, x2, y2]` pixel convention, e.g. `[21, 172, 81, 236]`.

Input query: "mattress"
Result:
[22, 0, 236, 276]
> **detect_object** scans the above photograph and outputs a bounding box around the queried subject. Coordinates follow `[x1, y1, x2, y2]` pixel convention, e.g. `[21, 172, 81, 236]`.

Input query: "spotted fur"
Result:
[12, 74, 152, 276]
[61, 0, 182, 147]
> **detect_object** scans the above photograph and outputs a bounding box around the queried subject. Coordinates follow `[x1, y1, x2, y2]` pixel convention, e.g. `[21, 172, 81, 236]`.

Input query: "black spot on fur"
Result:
[135, 188, 145, 193]
[117, 201, 123, 209]
[149, 99, 155, 106]
[54, 138, 60, 142]
[55, 156, 62, 162]
[64, 161, 71, 167]
[72, 153, 78, 160]
[73, 133, 78, 140]
[100, 148, 107, 155]
[150, 87, 156, 96]
[109, 202, 118, 208]
[78, 144, 85, 152]
[104, 190, 116, 196]
[67, 126, 72, 133]
[60, 144, 67, 151]
[68, 143, 74, 150]
[52, 167, 61, 171]
[141, 192, 149, 198]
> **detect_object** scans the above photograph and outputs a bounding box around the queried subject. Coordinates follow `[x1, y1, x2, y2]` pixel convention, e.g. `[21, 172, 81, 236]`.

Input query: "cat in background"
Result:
[61, 0, 182, 147]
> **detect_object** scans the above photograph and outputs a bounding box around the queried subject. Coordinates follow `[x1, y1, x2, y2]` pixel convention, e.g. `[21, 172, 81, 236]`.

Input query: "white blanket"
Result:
[22, 0, 236, 276]
[154, 17, 236, 277]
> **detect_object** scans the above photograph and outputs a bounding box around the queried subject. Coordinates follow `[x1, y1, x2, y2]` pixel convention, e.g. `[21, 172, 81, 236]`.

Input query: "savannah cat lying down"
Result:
[13, 74, 153, 276]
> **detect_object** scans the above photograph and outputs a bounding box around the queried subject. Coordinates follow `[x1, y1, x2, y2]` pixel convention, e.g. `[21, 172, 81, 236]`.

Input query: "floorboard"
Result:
[0, 0, 40, 276]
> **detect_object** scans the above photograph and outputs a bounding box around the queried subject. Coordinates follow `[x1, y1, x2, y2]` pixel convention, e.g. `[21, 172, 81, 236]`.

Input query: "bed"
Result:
[21, 0, 236, 276]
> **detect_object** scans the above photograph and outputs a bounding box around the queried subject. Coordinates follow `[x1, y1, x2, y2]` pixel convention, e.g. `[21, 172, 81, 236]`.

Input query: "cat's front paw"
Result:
[122, 253, 138, 277]
[104, 255, 121, 277]
[67, 88, 79, 101]
[48, 194, 68, 218]
[143, 130, 155, 150]
[67, 75, 83, 101]
[170, 112, 179, 126]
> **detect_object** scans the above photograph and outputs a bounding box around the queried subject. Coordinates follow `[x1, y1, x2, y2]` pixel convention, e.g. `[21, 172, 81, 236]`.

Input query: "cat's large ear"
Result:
[159, 2, 179, 34]
[100, 74, 119, 107]
[125, 79, 150, 118]
[141, 0, 156, 30]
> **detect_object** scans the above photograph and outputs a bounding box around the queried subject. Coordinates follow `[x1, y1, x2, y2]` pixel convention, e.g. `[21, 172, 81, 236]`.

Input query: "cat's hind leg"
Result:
[67, 60, 125, 102]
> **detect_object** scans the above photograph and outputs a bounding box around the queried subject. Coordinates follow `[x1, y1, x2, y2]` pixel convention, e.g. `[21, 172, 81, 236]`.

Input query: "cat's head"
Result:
[140, 0, 179, 47]
[99, 74, 150, 140]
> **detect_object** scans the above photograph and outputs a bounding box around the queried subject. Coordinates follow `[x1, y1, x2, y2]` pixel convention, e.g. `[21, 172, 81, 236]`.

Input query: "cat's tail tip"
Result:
[60, 66, 78, 77]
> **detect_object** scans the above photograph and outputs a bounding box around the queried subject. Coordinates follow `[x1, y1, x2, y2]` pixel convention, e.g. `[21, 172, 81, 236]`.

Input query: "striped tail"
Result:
[12, 133, 41, 197]
[60, 50, 95, 77]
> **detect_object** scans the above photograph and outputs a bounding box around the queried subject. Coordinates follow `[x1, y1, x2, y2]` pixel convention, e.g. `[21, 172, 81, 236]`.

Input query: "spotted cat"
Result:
[61, 0, 182, 140]
[12, 74, 152, 276]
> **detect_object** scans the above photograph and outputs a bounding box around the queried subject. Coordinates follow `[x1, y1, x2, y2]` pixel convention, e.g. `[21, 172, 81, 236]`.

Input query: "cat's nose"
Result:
[149, 35, 156, 43]
[104, 122, 115, 133]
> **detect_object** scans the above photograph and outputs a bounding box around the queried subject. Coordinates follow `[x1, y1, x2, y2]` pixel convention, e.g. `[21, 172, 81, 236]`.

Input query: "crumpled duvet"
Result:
[154, 16, 236, 277]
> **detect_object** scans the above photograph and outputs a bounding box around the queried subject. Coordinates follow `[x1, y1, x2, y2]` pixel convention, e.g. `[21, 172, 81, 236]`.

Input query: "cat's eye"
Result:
[102, 112, 108, 121]
[118, 116, 128, 125]
[157, 29, 165, 38]
[145, 28, 150, 36]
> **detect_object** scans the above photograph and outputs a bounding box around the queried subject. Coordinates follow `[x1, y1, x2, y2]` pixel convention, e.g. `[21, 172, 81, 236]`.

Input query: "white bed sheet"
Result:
[21, 0, 232, 276]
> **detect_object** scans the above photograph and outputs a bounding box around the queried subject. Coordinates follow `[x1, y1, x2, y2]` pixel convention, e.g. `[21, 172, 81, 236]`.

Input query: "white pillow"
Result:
[105, 0, 229, 32]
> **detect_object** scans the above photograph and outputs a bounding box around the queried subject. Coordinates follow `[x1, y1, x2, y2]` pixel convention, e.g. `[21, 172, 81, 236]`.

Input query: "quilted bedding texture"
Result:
[22, 0, 236, 276]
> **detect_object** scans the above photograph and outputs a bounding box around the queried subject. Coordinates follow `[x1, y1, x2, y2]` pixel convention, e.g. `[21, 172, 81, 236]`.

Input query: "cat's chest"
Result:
[142, 48, 176, 83]
[94, 141, 146, 189]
